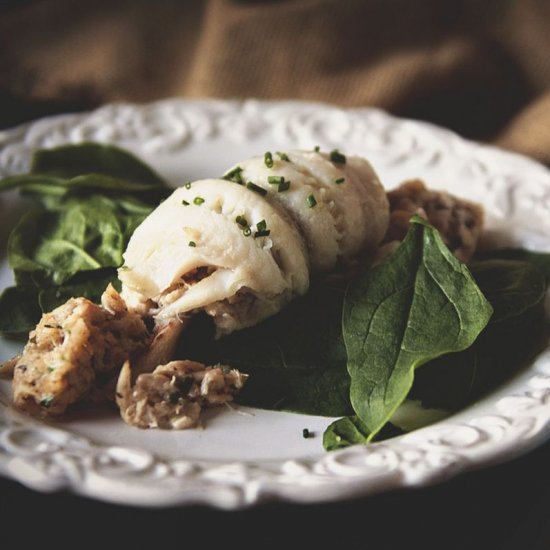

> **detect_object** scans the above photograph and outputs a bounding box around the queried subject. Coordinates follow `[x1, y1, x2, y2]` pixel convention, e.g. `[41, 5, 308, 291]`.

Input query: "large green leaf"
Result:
[343, 216, 493, 441]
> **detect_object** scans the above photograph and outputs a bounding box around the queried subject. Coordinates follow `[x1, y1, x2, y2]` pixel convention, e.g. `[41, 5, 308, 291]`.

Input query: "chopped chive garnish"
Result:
[223, 166, 244, 184]
[276, 151, 290, 161]
[277, 179, 290, 192]
[329, 149, 346, 164]
[181, 199, 190, 206]
[188, 241, 196, 247]
[193, 196, 205, 205]
[185, 182, 192, 189]
[235, 215, 249, 227]
[314, 145, 320, 152]
[268, 175, 290, 192]
[246, 181, 268, 196]
[243, 227, 252, 237]
[253, 219, 270, 238]
[306, 194, 317, 208]
[335, 177, 345, 184]
[302, 428, 312, 438]
[264, 151, 274, 168]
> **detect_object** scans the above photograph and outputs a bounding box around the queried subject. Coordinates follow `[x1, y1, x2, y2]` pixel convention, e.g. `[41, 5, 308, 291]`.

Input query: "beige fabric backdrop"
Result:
[2, 0, 550, 162]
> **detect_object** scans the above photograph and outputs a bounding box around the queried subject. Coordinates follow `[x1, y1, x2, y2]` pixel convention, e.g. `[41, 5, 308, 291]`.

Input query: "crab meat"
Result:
[116, 359, 248, 429]
[384, 179, 484, 263]
[10, 284, 150, 416]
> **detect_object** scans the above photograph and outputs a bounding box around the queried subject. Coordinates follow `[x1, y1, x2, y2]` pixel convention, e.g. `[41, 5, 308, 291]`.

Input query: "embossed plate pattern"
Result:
[1, 99, 550, 508]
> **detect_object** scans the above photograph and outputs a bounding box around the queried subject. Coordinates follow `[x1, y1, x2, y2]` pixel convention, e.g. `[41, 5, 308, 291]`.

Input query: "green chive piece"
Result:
[246, 181, 268, 196]
[236, 215, 248, 227]
[264, 151, 274, 168]
[253, 219, 270, 238]
[313, 145, 320, 152]
[306, 194, 317, 208]
[329, 149, 346, 164]
[188, 241, 196, 247]
[276, 151, 290, 161]
[223, 166, 244, 184]
[193, 196, 205, 205]
[268, 175, 290, 192]
[277, 179, 290, 192]
[181, 199, 190, 206]
[185, 182, 192, 189]
[243, 227, 252, 237]
[335, 177, 345, 185]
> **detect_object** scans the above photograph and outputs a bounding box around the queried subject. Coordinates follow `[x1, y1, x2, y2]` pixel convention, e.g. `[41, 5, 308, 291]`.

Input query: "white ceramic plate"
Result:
[1, 99, 550, 509]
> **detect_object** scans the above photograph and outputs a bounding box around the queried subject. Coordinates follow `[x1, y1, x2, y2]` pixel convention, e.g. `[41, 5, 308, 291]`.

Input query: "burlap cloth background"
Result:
[2, 0, 550, 163]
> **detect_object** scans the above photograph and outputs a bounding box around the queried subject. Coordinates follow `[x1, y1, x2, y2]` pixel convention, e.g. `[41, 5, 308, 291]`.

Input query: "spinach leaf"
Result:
[474, 248, 550, 284]
[8, 196, 147, 286]
[410, 258, 548, 411]
[468, 259, 546, 323]
[0, 143, 169, 338]
[0, 173, 170, 205]
[343, 216, 493, 441]
[30, 142, 165, 185]
[183, 281, 353, 417]
[0, 269, 120, 340]
[323, 416, 370, 451]
[38, 268, 121, 313]
[323, 416, 406, 451]
[0, 286, 42, 339]
[0, 143, 170, 211]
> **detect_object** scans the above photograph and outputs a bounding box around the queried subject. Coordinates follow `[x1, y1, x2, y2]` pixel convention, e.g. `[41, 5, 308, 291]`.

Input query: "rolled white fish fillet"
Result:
[234, 150, 389, 271]
[119, 150, 389, 336]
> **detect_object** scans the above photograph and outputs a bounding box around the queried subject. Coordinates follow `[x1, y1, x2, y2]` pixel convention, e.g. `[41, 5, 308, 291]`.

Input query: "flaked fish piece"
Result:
[116, 359, 248, 429]
[11, 284, 150, 417]
[384, 179, 484, 263]
[131, 317, 190, 380]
